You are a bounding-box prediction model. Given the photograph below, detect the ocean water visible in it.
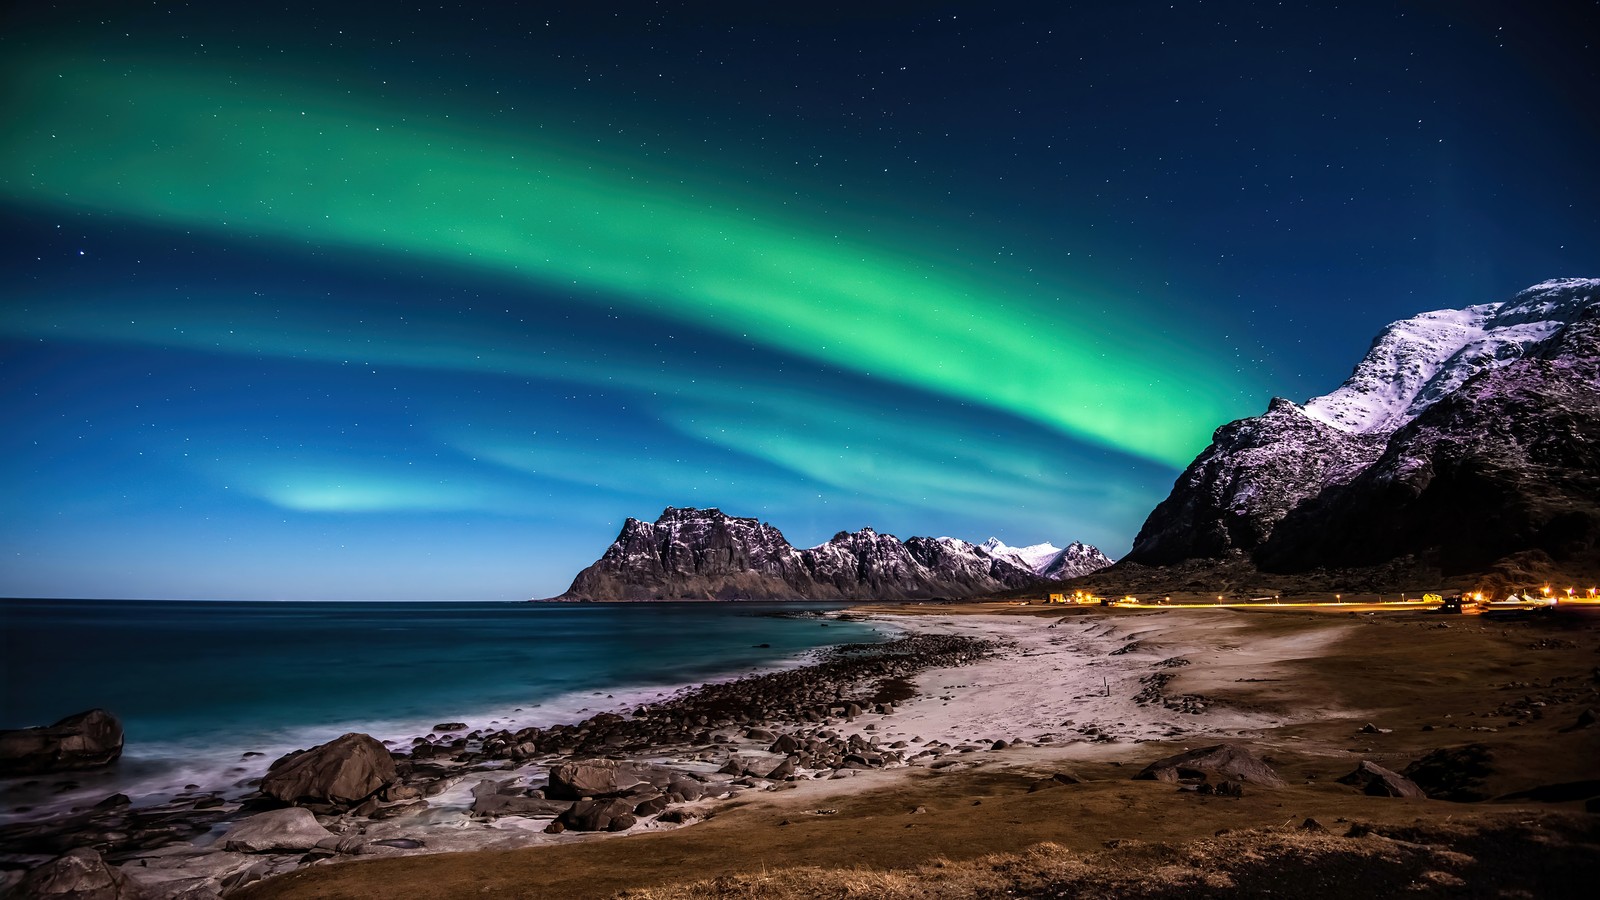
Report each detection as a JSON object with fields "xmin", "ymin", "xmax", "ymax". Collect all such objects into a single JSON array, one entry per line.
[{"xmin": 0, "ymin": 599, "xmax": 885, "ymax": 819}]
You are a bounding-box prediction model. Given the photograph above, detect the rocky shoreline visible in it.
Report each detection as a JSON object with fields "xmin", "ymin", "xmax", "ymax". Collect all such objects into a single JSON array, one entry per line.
[{"xmin": 0, "ymin": 632, "xmax": 1000, "ymax": 898}]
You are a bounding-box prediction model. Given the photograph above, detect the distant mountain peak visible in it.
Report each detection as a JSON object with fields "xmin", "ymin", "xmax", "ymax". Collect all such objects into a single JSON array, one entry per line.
[{"xmin": 981, "ymin": 538, "xmax": 1065, "ymax": 574}]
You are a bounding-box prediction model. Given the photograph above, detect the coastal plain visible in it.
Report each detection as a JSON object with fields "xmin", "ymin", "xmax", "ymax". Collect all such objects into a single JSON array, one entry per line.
[{"xmin": 236, "ymin": 602, "xmax": 1600, "ymax": 899}]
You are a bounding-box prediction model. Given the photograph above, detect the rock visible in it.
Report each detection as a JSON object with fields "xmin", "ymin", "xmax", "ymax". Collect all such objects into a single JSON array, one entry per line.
[
  {"xmin": 1358, "ymin": 723, "xmax": 1392, "ymax": 734},
  {"xmin": 668, "ymin": 777, "xmax": 705, "ymax": 802},
  {"xmin": 381, "ymin": 783, "xmax": 423, "ymax": 802},
  {"xmin": 1027, "ymin": 771, "xmax": 1085, "ymax": 792},
  {"xmin": 0, "ymin": 710, "xmax": 125, "ymax": 776},
  {"xmin": 432, "ymin": 723, "xmax": 467, "ymax": 732},
  {"xmin": 1300, "ymin": 817, "xmax": 1326, "ymax": 831},
  {"xmin": 368, "ymin": 800, "xmax": 428, "ymax": 820},
  {"xmin": 546, "ymin": 759, "xmax": 620, "ymax": 800},
  {"xmin": 14, "ymin": 848, "xmax": 155, "ymax": 899},
  {"xmin": 765, "ymin": 757, "xmax": 797, "ymax": 779},
  {"xmin": 1133, "ymin": 743, "xmax": 1285, "ymax": 786},
  {"xmin": 768, "ymin": 734, "xmax": 800, "ymax": 754},
  {"xmin": 745, "ymin": 728, "xmax": 776, "ymax": 742},
  {"xmin": 657, "ymin": 808, "xmax": 698, "ymax": 824},
  {"xmin": 93, "ymin": 793, "xmax": 131, "ymax": 810},
  {"xmin": 1401, "ymin": 744, "xmax": 1496, "ymax": 801},
  {"xmin": 633, "ymin": 795, "xmax": 670, "ymax": 817},
  {"xmin": 469, "ymin": 780, "xmax": 571, "ymax": 818},
  {"xmin": 220, "ymin": 808, "xmax": 334, "ymax": 853},
  {"xmin": 260, "ymin": 733, "xmax": 397, "ymax": 809},
  {"xmin": 1568, "ymin": 708, "xmax": 1598, "ymax": 731},
  {"xmin": 556, "ymin": 798, "xmax": 636, "ymax": 832},
  {"xmin": 1337, "ymin": 760, "xmax": 1426, "ymax": 799}
]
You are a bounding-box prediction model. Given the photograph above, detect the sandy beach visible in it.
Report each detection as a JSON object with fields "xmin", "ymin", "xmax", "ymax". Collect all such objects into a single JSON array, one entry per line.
[{"xmin": 157, "ymin": 601, "xmax": 1595, "ymax": 899}]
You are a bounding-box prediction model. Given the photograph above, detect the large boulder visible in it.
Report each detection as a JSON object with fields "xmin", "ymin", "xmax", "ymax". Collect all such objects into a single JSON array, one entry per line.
[
  {"xmin": 556, "ymin": 797, "xmax": 636, "ymax": 832},
  {"xmin": 0, "ymin": 710, "xmax": 124, "ymax": 775},
  {"xmin": 13, "ymin": 848, "xmax": 155, "ymax": 899},
  {"xmin": 220, "ymin": 808, "xmax": 335, "ymax": 853},
  {"xmin": 1134, "ymin": 743, "xmax": 1285, "ymax": 786},
  {"xmin": 1401, "ymin": 744, "xmax": 1496, "ymax": 801},
  {"xmin": 546, "ymin": 759, "xmax": 621, "ymax": 800},
  {"xmin": 259, "ymin": 733, "xmax": 397, "ymax": 809},
  {"xmin": 469, "ymin": 779, "xmax": 572, "ymax": 818},
  {"xmin": 1338, "ymin": 760, "xmax": 1426, "ymax": 799}
]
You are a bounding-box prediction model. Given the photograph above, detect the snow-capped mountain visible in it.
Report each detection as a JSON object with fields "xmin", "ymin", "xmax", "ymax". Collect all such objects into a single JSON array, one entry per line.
[
  {"xmin": 981, "ymin": 537, "xmax": 1115, "ymax": 580},
  {"xmin": 979, "ymin": 538, "xmax": 1063, "ymax": 573},
  {"xmin": 1125, "ymin": 278, "xmax": 1600, "ymax": 576},
  {"xmin": 1038, "ymin": 541, "xmax": 1118, "ymax": 580},
  {"xmin": 554, "ymin": 508, "xmax": 1110, "ymax": 601}
]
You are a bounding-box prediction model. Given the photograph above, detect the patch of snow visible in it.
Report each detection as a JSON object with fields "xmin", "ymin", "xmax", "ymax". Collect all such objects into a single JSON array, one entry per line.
[{"xmin": 1303, "ymin": 278, "xmax": 1600, "ymax": 434}]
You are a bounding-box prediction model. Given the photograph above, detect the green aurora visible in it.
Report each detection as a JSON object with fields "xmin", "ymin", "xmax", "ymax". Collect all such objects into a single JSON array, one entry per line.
[{"xmin": 1, "ymin": 56, "xmax": 1263, "ymax": 469}]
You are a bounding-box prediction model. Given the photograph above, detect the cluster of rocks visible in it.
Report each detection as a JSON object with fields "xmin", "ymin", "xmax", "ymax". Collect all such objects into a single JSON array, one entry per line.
[
  {"xmin": 1132, "ymin": 742, "xmax": 1435, "ymax": 802},
  {"xmin": 1478, "ymin": 675, "xmax": 1599, "ymax": 728},
  {"xmin": 1133, "ymin": 670, "xmax": 1210, "ymax": 715},
  {"xmin": 2, "ymin": 634, "xmax": 1001, "ymax": 897},
  {"xmin": 406, "ymin": 634, "xmax": 996, "ymax": 766}
]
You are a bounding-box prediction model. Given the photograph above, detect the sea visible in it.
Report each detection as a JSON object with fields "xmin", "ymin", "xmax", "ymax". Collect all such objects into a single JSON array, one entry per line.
[{"xmin": 0, "ymin": 599, "xmax": 887, "ymax": 822}]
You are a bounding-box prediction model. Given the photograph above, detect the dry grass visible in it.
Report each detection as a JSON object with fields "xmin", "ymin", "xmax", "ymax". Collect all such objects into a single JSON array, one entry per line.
[{"xmin": 614, "ymin": 814, "xmax": 1600, "ymax": 900}]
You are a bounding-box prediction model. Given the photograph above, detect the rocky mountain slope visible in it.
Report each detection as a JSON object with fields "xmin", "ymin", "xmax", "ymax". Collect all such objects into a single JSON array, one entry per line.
[
  {"xmin": 1123, "ymin": 278, "xmax": 1600, "ymax": 578},
  {"xmin": 554, "ymin": 508, "xmax": 1111, "ymax": 601}
]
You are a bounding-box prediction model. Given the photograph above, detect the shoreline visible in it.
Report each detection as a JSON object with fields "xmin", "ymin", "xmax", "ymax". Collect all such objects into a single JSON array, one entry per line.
[
  {"xmin": 0, "ymin": 615, "xmax": 1001, "ymax": 895},
  {"xmin": 0, "ymin": 602, "xmax": 882, "ymax": 827},
  {"xmin": 7, "ymin": 603, "xmax": 1599, "ymax": 897}
]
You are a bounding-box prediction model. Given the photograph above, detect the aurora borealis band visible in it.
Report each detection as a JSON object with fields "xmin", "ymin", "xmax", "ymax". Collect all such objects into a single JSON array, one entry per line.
[{"xmin": 3, "ymin": 2, "xmax": 1596, "ymax": 600}]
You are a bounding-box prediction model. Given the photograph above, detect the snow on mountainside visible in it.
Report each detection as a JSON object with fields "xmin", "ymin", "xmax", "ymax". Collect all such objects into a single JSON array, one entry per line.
[
  {"xmin": 1303, "ymin": 278, "xmax": 1597, "ymax": 433},
  {"xmin": 980, "ymin": 538, "xmax": 1065, "ymax": 573},
  {"xmin": 1038, "ymin": 541, "xmax": 1118, "ymax": 580},
  {"xmin": 1125, "ymin": 277, "xmax": 1600, "ymax": 574},
  {"xmin": 981, "ymin": 537, "xmax": 1115, "ymax": 579},
  {"xmin": 555, "ymin": 508, "xmax": 1112, "ymax": 600}
]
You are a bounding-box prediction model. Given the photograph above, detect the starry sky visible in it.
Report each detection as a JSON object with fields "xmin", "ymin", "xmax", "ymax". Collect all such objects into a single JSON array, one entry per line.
[{"xmin": 2, "ymin": 1, "xmax": 1596, "ymax": 601}]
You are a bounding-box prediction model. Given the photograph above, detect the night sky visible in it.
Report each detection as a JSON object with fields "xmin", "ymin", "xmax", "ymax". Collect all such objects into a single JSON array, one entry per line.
[{"xmin": 3, "ymin": 2, "xmax": 1596, "ymax": 600}]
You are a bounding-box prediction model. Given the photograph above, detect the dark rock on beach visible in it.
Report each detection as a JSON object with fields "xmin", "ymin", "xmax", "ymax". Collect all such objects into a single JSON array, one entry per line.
[
  {"xmin": 1134, "ymin": 743, "xmax": 1285, "ymax": 787},
  {"xmin": 220, "ymin": 808, "xmax": 334, "ymax": 853},
  {"xmin": 13, "ymin": 847, "xmax": 156, "ymax": 900},
  {"xmin": 556, "ymin": 797, "xmax": 637, "ymax": 832},
  {"xmin": 259, "ymin": 733, "xmax": 397, "ymax": 810},
  {"xmin": 546, "ymin": 759, "xmax": 621, "ymax": 800},
  {"xmin": 469, "ymin": 780, "xmax": 571, "ymax": 818},
  {"xmin": 0, "ymin": 710, "xmax": 124, "ymax": 776},
  {"xmin": 1401, "ymin": 744, "xmax": 1497, "ymax": 801},
  {"xmin": 1337, "ymin": 760, "xmax": 1427, "ymax": 799}
]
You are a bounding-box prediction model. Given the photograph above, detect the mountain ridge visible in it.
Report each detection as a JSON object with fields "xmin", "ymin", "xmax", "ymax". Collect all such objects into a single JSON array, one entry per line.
[{"xmin": 551, "ymin": 508, "xmax": 1113, "ymax": 601}]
